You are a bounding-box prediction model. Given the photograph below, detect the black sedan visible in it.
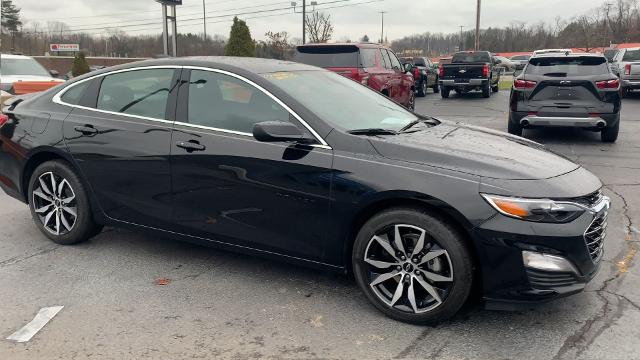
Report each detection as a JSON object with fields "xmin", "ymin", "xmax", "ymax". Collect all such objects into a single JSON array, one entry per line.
[{"xmin": 0, "ymin": 57, "xmax": 609, "ymax": 324}]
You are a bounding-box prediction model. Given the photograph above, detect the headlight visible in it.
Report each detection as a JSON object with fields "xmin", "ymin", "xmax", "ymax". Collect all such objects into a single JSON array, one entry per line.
[{"xmin": 481, "ymin": 194, "xmax": 585, "ymax": 223}]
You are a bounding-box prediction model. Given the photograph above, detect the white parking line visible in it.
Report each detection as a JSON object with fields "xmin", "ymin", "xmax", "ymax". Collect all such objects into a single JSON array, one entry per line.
[{"xmin": 6, "ymin": 306, "xmax": 64, "ymax": 343}]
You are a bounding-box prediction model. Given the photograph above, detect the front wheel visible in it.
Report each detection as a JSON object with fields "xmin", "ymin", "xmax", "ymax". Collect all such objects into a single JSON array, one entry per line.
[
  {"xmin": 28, "ymin": 160, "xmax": 103, "ymax": 245},
  {"xmin": 352, "ymin": 208, "xmax": 473, "ymax": 325},
  {"xmin": 407, "ymin": 91, "xmax": 416, "ymax": 110},
  {"xmin": 417, "ymin": 81, "xmax": 427, "ymax": 97},
  {"xmin": 508, "ymin": 115, "xmax": 523, "ymax": 136},
  {"xmin": 441, "ymin": 87, "xmax": 450, "ymax": 99},
  {"xmin": 432, "ymin": 79, "xmax": 440, "ymax": 93},
  {"xmin": 492, "ymin": 83, "xmax": 499, "ymax": 93}
]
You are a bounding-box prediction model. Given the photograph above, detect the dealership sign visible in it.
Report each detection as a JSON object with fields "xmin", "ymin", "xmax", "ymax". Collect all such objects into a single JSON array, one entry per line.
[{"xmin": 50, "ymin": 44, "xmax": 80, "ymax": 52}]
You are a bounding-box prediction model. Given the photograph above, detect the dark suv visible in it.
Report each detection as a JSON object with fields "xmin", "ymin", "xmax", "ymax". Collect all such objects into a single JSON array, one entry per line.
[{"xmin": 508, "ymin": 53, "xmax": 622, "ymax": 142}]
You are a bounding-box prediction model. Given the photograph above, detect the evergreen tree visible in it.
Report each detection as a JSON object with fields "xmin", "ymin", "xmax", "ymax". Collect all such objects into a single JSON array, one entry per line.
[
  {"xmin": 361, "ymin": 34, "xmax": 370, "ymax": 42},
  {"xmin": 1, "ymin": 0, "xmax": 22, "ymax": 51},
  {"xmin": 71, "ymin": 52, "xmax": 90, "ymax": 77},
  {"xmin": 224, "ymin": 17, "xmax": 256, "ymax": 57}
]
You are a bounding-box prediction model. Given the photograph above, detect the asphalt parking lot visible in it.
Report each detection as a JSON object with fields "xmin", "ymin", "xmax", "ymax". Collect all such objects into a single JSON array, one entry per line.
[{"xmin": 1, "ymin": 90, "xmax": 639, "ymax": 360}]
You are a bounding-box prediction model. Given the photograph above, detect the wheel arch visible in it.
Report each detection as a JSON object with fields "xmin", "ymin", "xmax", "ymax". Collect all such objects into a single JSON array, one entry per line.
[{"xmin": 342, "ymin": 191, "xmax": 482, "ymax": 292}]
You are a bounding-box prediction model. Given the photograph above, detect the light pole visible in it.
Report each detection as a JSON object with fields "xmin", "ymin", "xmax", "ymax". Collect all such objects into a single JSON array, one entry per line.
[
  {"xmin": 474, "ymin": 0, "xmax": 481, "ymax": 50},
  {"xmin": 379, "ymin": 11, "xmax": 387, "ymax": 44},
  {"xmin": 603, "ymin": 2, "xmax": 613, "ymax": 48},
  {"xmin": 292, "ymin": 1, "xmax": 316, "ymax": 44},
  {"xmin": 202, "ymin": 0, "xmax": 207, "ymax": 42}
]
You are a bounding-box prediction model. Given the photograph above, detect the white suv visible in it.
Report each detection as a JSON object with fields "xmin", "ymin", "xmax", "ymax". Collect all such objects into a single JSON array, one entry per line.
[{"xmin": 0, "ymin": 54, "xmax": 64, "ymax": 94}]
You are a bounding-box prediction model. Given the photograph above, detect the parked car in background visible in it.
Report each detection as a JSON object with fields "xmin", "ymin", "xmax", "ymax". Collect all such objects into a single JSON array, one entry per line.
[
  {"xmin": 493, "ymin": 55, "xmax": 516, "ymax": 72},
  {"xmin": 438, "ymin": 51, "xmax": 501, "ymax": 98},
  {"xmin": 439, "ymin": 57, "xmax": 452, "ymax": 65},
  {"xmin": 510, "ymin": 54, "xmax": 531, "ymax": 70},
  {"xmin": 509, "ymin": 53, "xmax": 621, "ymax": 142},
  {"xmin": 533, "ymin": 49, "xmax": 572, "ymax": 56},
  {"xmin": 402, "ymin": 57, "xmax": 439, "ymax": 96},
  {"xmin": 611, "ymin": 47, "xmax": 640, "ymax": 97},
  {"xmin": 604, "ymin": 48, "xmax": 619, "ymax": 63},
  {"xmin": 295, "ymin": 43, "xmax": 415, "ymax": 109},
  {"xmin": 0, "ymin": 57, "xmax": 609, "ymax": 325},
  {"xmin": 0, "ymin": 54, "xmax": 64, "ymax": 94}
]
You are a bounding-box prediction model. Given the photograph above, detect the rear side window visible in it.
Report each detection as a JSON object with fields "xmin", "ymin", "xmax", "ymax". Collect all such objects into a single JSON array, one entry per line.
[
  {"xmin": 622, "ymin": 50, "xmax": 640, "ymax": 61},
  {"xmin": 60, "ymin": 81, "xmax": 90, "ymax": 105},
  {"xmin": 186, "ymin": 70, "xmax": 291, "ymax": 134},
  {"xmin": 97, "ymin": 69, "xmax": 174, "ymax": 119},
  {"xmin": 526, "ymin": 57, "xmax": 609, "ymax": 76},
  {"xmin": 387, "ymin": 51, "xmax": 402, "ymax": 70},
  {"xmin": 359, "ymin": 48, "xmax": 378, "ymax": 67},
  {"xmin": 295, "ymin": 45, "xmax": 361, "ymax": 67},
  {"xmin": 451, "ymin": 52, "xmax": 491, "ymax": 63}
]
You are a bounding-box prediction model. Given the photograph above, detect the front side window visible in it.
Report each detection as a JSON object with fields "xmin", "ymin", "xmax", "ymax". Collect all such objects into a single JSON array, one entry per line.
[
  {"xmin": 97, "ymin": 69, "xmax": 174, "ymax": 119},
  {"xmin": 262, "ymin": 70, "xmax": 417, "ymax": 132},
  {"xmin": 388, "ymin": 51, "xmax": 402, "ymax": 70},
  {"xmin": 187, "ymin": 70, "xmax": 291, "ymax": 134}
]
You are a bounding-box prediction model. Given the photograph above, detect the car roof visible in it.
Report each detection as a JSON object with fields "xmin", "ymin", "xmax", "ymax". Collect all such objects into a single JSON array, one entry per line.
[
  {"xmin": 81, "ymin": 56, "xmax": 321, "ymax": 76},
  {"xmin": 1, "ymin": 53, "xmax": 34, "ymax": 60}
]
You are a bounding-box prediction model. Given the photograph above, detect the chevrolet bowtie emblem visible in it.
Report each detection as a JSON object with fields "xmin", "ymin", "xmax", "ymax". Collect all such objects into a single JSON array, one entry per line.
[{"xmin": 459, "ymin": 69, "xmax": 466, "ymax": 73}]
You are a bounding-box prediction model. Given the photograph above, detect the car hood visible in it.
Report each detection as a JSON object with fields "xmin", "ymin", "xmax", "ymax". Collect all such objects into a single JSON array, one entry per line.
[
  {"xmin": 369, "ymin": 120, "xmax": 579, "ymax": 180},
  {"xmin": 0, "ymin": 75, "xmax": 64, "ymax": 84}
]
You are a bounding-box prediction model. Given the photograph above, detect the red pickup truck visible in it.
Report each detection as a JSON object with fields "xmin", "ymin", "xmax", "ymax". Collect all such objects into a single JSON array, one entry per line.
[{"xmin": 294, "ymin": 43, "xmax": 416, "ymax": 110}]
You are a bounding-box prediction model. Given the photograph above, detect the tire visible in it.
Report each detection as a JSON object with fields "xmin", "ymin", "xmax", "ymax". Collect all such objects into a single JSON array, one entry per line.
[
  {"xmin": 407, "ymin": 91, "xmax": 416, "ymax": 110},
  {"xmin": 417, "ymin": 80, "xmax": 427, "ymax": 97},
  {"xmin": 492, "ymin": 83, "xmax": 499, "ymax": 93},
  {"xmin": 441, "ymin": 87, "xmax": 450, "ymax": 99},
  {"xmin": 352, "ymin": 207, "xmax": 473, "ymax": 325},
  {"xmin": 601, "ymin": 119, "xmax": 619, "ymax": 143},
  {"xmin": 508, "ymin": 115, "xmax": 523, "ymax": 136},
  {"xmin": 432, "ymin": 79, "xmax": 440, "ymax": 93},
  {"xmin": 482, "ymin": 82, "xmax": 491, "ymax": 98},
  {"xmin": 28, "ymin": 160, "xmax": 103, "ymax": 245},
  {"xmin": 620, "ymin": 88, "xmax": 628, "ymax": 98}
]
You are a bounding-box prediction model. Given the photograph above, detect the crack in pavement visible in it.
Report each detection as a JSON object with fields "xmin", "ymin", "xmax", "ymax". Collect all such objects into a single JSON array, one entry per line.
[
  {"xmin": 553, "ymin": 186, "xmax": 638, "ymax": 359},
  {"xmin": 393, "ymin": 327, "xmax": 434, "ymax": 359},
  {"xmin": 0, "ymin": 244, "xmax": 59, "ymax": 268}
]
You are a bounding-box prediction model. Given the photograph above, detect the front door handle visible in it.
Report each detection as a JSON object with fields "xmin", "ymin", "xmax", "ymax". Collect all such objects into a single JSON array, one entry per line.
[
  {"xmin": 176, "ymin": 140, "xmax": 206, "ymax": 152},
  {"xmin": 74, "ymin": 125, "xmax": 98, "ymax": 135}
]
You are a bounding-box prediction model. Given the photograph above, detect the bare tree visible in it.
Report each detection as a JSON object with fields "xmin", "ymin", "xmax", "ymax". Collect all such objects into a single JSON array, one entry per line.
[{"xmin": 305, "ymin": 12, "xmax": 333, "ymax": 43}]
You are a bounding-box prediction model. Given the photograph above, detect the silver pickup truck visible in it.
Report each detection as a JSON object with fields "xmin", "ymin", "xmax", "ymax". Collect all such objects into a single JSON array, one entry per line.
[{"xmin": 611, "ymin": 47, "xmax": 640, "ymax": 97}]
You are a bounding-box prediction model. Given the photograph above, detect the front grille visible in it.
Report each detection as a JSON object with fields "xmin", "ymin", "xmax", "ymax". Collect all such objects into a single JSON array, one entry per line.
[
  {"xmin": 572, "ymin": 190, "xmax": 603, "ymax": 208},
  {"xmin": 584, "ymin": 211, "xmax": 607, "ymax": 262},
  {"xmin": 526, "ymin": 269, "xmax": 578, "ymax": 289}
]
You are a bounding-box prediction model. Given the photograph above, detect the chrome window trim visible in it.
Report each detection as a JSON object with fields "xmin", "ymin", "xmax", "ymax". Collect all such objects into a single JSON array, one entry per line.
[{"xmin": 52, "ymin": 64, "xmax": 332, "ymax": 149}]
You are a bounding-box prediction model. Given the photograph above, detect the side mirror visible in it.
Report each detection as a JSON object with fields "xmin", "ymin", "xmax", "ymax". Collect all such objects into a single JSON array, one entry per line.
[
  {"xmin": 49, "ymin": 69, "xmax": 59, "ymax": 78},
  {"xmin": 403, "ymin": 63, "xmax": 414, "ymax": 73},
  {"xmin": 253, "ymin": 121, "xmax": 312, "ymax": 143}
]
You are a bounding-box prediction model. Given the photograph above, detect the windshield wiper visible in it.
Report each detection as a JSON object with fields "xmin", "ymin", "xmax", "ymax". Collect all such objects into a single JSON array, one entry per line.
[
  {"xmin": 347, "ymin": 128, "xmax": 398, "ymax": 135},
  {"xmin": 399, "ymin": 117, "xmax": 440, "ymax": 132}
]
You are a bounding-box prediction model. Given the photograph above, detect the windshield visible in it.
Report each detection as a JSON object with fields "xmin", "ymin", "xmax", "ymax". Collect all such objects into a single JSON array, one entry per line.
[
  {"xmin": 526, "ymin": 56, "xmax": 609, "ymax": 76},
  {"xmin": 261, "ymin": 70, "xmax": 417, "ymax": 132},
  {"xmin": 622, "ymin": 49, "xmax": 640, "ymax": 61},
  {"xmin": 413, "ymin": 58, "xmax": 426, "ymax": 66},
  {"xmin": 0, "ymin": 57, "xmax": 50, "ymax": 77},
  {"xmin": 511, "ymin": 55, "xmax": 531, "ymax": 60},
  {"xmin": 451, "ymin": 52, "xmax": 491, "ymax": 63}
]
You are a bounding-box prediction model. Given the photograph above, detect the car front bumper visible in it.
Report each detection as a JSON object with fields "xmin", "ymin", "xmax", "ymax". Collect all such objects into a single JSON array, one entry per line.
[{"xmin": 472, "ymin": 195, "xmax": 609, "ymax": 303}]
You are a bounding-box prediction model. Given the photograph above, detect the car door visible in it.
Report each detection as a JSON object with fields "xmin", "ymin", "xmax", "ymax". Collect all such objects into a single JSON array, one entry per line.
[
  {"xmin": 387, "ymin": 50, "xmax": 411, "ymax": 104},
  {"xmin": 378, "ymin": 49, "xmax": 396, "ymax": 97},
  {"xmin": 62, "ymin": 67, "xmax": 179, "ymax": 229},
  {"xmin": 170, "ymin": 68, "xmax": 333, "ymax": 262}
]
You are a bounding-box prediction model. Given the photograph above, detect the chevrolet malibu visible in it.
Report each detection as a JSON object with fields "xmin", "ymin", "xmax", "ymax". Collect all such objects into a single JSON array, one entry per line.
[{"xmin": 0, "ymin": 57, "xmax": 609, "ymax": 324}]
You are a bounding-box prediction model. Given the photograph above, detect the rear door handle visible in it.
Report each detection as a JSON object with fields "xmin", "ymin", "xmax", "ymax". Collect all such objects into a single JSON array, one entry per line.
[
  {"xmin": 74, "ymin": 125, "xmax": 98, "ymax": 135},
  {"xmin": 176, "ymin": 140, "xmax": 206, "ymax": 152}
]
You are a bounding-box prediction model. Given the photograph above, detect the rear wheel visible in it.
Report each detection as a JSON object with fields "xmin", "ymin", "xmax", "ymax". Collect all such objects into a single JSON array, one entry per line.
[
  {"xmin": 620, "ymin": 88, "xmax": 628, "ymax": 98},
  {"xmin": 28, "ymin": 160, "xmax": 103, "ymax": 245},
  {"xmin": 441, "ymin": 87, "xmax": 450, "ymax": 99},
  {"xmin": 433, "ymin": 79, "xmax": 440, "ymax": 93},
  {"xmin": 352, "ymin": 208, "xmax": 473, "ymax": 325},
  {"xmin": 601, "ymin": 120, "xmax": 619, "ymax": 143},
  {"xmin": 482, "ymin": 82, "xmax": 491, "ymax": 98},
  {"xmin": 407, "ymin": 91, "xmax": 416, "ymax": 110},
  {"xmin": 417, "ymin": 81, "xmax": 427, "ymax": 97},
  {"xmin": 508, "ymin": 114, "xmax": 523, "ymax": 136}
]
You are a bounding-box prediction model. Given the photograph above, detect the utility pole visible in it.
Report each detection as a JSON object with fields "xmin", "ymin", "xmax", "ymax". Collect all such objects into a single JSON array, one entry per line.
[
  {"xmin": 603, "ymin": 2, "xmax": 613, "ymax": 48},
  {"xmin": 475, "ymin": 0, "xmax": 481, "ymax": 50},
  {"xmin": 302, "ymin": 0, "xmax": 306, "ymax": 44},
  {"xmin": 202, "ymin": 0, "xmax": 207, "ymax": 42},
  {"xmin": 459, "ymin": 25, "xmax": 465, "ymax": 51},
  {"xmin": 379, "ymin": 11, "xmax": 387, "ymax": 44}
]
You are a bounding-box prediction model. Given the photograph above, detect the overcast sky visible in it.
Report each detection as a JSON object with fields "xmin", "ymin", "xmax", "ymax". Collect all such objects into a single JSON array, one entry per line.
[{"xmin": 17, "ymin": 0, "xmax": 609, "ymax": 41}]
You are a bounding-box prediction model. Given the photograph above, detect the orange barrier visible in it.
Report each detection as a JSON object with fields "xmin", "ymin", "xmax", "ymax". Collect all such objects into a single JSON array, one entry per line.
[{"xmin": 12, "ymin": 81, "xmax": 62, "ymax": 95}]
